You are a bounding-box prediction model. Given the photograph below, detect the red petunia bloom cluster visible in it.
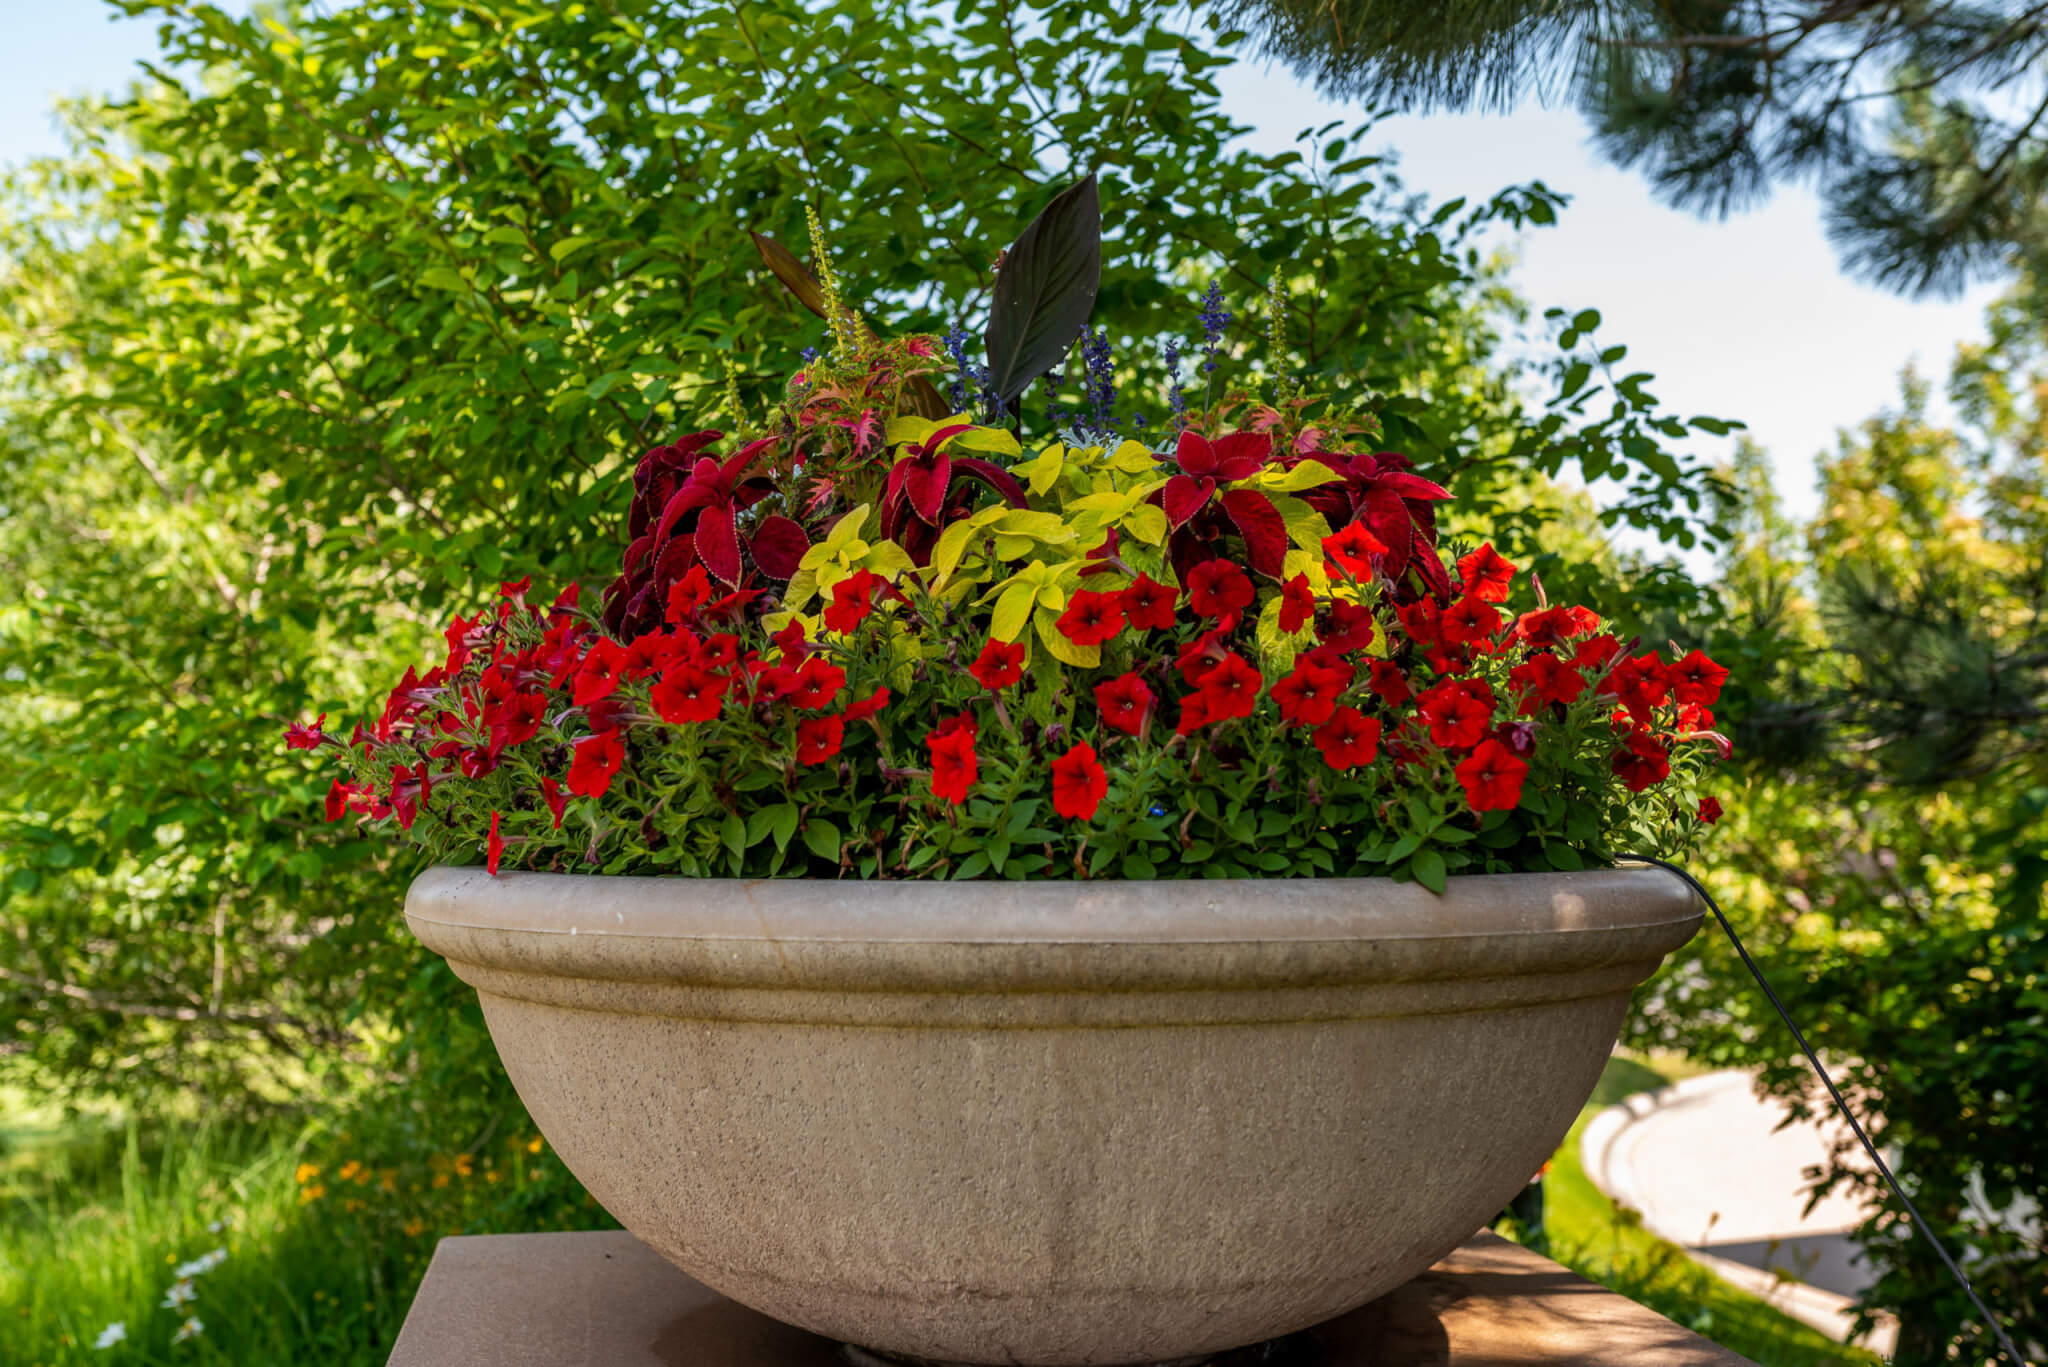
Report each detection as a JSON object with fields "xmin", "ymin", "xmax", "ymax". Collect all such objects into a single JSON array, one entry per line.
[{"xmin": 299, "ymin": 340, "xmax": 1730, "ymax": 883}]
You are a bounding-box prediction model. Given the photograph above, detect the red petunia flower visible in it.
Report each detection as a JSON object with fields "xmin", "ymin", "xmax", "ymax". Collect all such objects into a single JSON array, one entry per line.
[
  {"xmin": 1313, "ymin": 706, "xmax": 1383, "ymax": 770},
  {"xmin": 1456, "ymin": 738, "xmax": 1528, "ymax": 812},
  {"xmin": 823, "ymin": 569, "xmax": 884, "ymax": 635},
  {"xmin": 1368, "ymin": 659, "xmax": 1412, "ymax": 708},
  {"xmin": 1049, "ymin": 742, "xmax": 1109, "ymax": 821},
  {"xmin": 969, "ymin": 639, "xmax": 1027, "ymax": 691},
  {"xmin": 1602, "ymin": 652, "xmax": 1672, "ymax": 724},
  {"xmin": 1186, "ymin": 560, "xmax": 1254, "ymax": 621},
  {"xmin": 1197, "ymin": 652, "xmax": 1264, "ymax": 721},
  {"xmin": 1123, "ymin": 575, "xmax": 1178, "ymax": 631},
  {"xmin": 573, "ymin": 640, "xmax": 624, "ymax": 707},
  {"xmin": 485, "ymin": 690, "xmax": 548, "ymax": 756},
  {"xmin": 1516, "ymin": 604, "xmax": 1601, "ymax": 650},
  {"xmin": 770, "ymin": 618, "xmax": 807, "ymax": 663},
  {"xmin": 487, "ymin": 811, "xmax": 504, "ymax": 876},
  {"xmin": 927, "ymin": 725, "xmax": 979, "ymax": 805},
  {"xmin": 1095, "ymin": 672, "xmax": 1154, "ymax": 736},
  {"xmin": 1697, "ymin": 795, "xmax": 1723, "ymax": 824},
  {"xmin": 324, "ymin": 779, "xmax": 349, "ymax": 823},
  {"xmin": 843, "ymin": 687, "xmax": 891, "ymax": 723},
  {"xmin": 1611, "ymin": 729, "xmax": 1671, "ymax": 793},
  {"xmin": 1509, "ymin": 653, "xmax": 1588, "ymax": 713},
  {"xmin": 1439, "ymin": 594, "xmax": 1504, "ymax": 647},
  {"xmin": 285, "ymin": 714, "xmax": 327, "ymax": 751},
  {"xmin": 1417, "ymin": 678, "xmax": 1496, "ymax": 750},
  {"xmin": 500, "ymin": 576, "xmax": 532, "ymax": 598},
  {"xmin": 1175, "ymin": 627, "xmax": 1230, "ymax": 684},
  {"xmin": 1317, "ymin": 600, "xmax": 1378, "ymax": 655},
  {"xmin": 1395, "ymin": 598, "xmax": 1442, "ymax": 648},
  {"xmin": 566, "ymin": 731, "xmax": 625, "ymax": 798},
  {"xmin": 1668, "ymin": 649, "xmax": 1730, "ymax": 707},
  {"xmin": 620, "ymin": 630, "xmax": 672, "ymax": 681},
  {"xmin": 1278, "ymin": 573, "xmax": 1316, "ymax": 634},
  {"xmin": 1174, "ymin": 688, "xmax": 1215, "ymax": 735},
  {"xmin": 791, "ymin": 657, "xmax": 846, "ymax": 710},
  {"xmin": 796, "ymin": 714, "xmax": 845, "ymax": 766},
  {"xmin": 541, "ymin": 776, "xmax": 567, "ymax": 830},
  {"xmin": 1322, "ymin": 522, "xmax": 1388, "ymax": 580},
  {"xmin": 443, "ymin": 613, "xmax": 480, "ymax": 672},
  {"xmin": 1456, "ymin": 543, "xmax": 1516, "ymax": 604},
  {"xmin": 651, "ymin": 664, "xmax": 728, "ymax": 723},
  {"xmin": 665, "ymin": 565, "xmax": 715, "ymax": 624},
  {"xmin": 1271, "ymin": 660, "xmax": 1350, "ymax": 727},
  {"xmin": 1056, "ymin": 590, "xmax": 1126, "ymax": 647},
  {"xmin": 1573, "ymin": 634, "xmax": 1624, "ymax": 673}
]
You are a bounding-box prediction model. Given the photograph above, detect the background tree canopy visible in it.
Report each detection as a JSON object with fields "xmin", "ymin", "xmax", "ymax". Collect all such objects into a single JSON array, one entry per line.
[
  {"xmin": 1220, "ymin": 0, "xmax": 2048, "ymax": 296},
  {"xmin": 1629, "ymin": 271, "xmax": 2048, "ymax": 1362}
]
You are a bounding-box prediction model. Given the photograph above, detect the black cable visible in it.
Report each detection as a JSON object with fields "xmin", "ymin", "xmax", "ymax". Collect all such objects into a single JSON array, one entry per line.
[{"xmin": 1618, "ymin": 853, "xmax": 2032, "ymax": 1367}]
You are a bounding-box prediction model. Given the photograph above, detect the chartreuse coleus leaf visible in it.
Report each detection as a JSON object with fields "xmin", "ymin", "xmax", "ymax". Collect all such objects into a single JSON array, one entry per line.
[
  {"xmin": 1255, "ymin": 594, "xmax": 1313, "ymax": 674},
  {"xmin": 984, "ymin": 560, "xmax": 1071, "ymax": 643},
  {"xmin": 786, "ymin": 504, "xmax": 916, "ymax": 608},
  {"xmin": 1242, "ymin": 458, "xmax": 1342, "ymax": 494},
  {"xmin": 1034, "ymin": 605, "xmax": 1098, "ymax": 668},
  {"xmin": 883, "ymin": 413, "xmax": 1020, "ymax": 456}
]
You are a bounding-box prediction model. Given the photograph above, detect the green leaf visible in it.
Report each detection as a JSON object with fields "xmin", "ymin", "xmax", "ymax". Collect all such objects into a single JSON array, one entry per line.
[
  {"xmin": 419, "ymin": 265, "xmax": 469, "ymax": 292},
  {"xmin": 1410, "ymin": 849, "xmax": 1447, "ymax": 894},
  {"xmin": 801, "ymin": 818, "xmax": 842, "ymax": 862},
  {"xmin": 721, "ymin": 812, "xmax": 747, "ymax": 860},
  {"xmin": 549, "ymin": 235, "xmax": 600, "ymax": 263}
]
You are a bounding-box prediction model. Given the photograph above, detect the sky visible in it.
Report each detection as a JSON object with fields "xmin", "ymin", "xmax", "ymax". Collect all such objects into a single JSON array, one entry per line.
[{"xmin": 0, "ymin": 2, "xmax": 2009, "ymax": 530}]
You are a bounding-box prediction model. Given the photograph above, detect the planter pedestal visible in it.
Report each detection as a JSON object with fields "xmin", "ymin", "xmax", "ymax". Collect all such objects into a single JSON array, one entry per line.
[{"xmin": 386, "ymin": 1229, "xmax": 1756, "ymax": 1366}]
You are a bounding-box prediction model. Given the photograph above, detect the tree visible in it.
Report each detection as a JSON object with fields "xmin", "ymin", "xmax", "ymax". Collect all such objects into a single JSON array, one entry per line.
[
  {"xmin": 1628, "ymin": 285, "xmax": 2048, "ymax": 1362},
  {"xmin": 0, "ymin": 0, "xmax": 1727, "ymax": 1106},
  {"xmin": 1218, "ymin": 0, "xmax": 2048, "ymax": 295}
]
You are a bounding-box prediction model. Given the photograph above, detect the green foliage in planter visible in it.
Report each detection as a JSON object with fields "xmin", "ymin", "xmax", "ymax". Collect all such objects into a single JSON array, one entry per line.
[{"xmin": 0, "ymin": 0, "xmax": 1725, "ymax": 1108}]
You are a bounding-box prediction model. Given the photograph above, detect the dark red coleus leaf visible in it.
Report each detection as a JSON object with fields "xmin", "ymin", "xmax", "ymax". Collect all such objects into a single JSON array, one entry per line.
[
  {"xmin": 1218, "ymin": 488, "xmax": 1287, "ymax": 578},
  {"xmin": 1161, "ymin": 474, "xmax": 1215, "ymax": 531},
  {"xmin": 749, "ymin": 515, "xmax": 810, "ymax": 580}
]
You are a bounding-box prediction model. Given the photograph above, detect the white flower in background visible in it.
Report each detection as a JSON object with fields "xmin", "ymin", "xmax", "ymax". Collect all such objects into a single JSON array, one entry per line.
[
  {"xmin": 161, "ymin": 1279, "xmax": 196, "ymax": 1309},
  {"xmin": 93, "ymin": 1322, "xmax": 127, "ymax": 1349},
  {"xmin": 172, "ymin": 1317, "xmax": 204, "ymax": 1343},
  {"xmin": 174, "ymin": 1247, "xmax": 227, "ymax": 1278},
  {"xmin": 206, "ymin": 1219, "xmax": 229, "ymax": 1233}
]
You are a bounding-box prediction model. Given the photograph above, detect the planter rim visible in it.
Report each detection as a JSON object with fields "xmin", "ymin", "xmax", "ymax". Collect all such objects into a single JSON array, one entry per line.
[{"xmin": 406, "ymin": 865, "xmax": 1701, "ymax": 1000}]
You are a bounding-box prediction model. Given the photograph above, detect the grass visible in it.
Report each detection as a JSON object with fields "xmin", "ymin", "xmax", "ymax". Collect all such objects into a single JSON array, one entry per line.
[
  {"xmin": 0, "ymin": 1098, "xmax": 607, "ymax": 1366},
  {"xmin": 1529, "ymin": 1055, "xmax": 1881, "ymax": 1367},
  {"xmin": 5, "ymin": 1058, "xmax": 1877, "ymax": 1366}
]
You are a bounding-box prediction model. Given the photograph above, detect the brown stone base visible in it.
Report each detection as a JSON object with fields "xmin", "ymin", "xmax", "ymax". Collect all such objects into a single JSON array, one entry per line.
[{"xmin": 385, "ymin": 1229, "xmax": 1757, "ymax": 1366}]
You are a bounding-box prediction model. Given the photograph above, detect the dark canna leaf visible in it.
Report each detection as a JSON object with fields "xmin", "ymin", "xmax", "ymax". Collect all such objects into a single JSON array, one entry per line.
[
  {"xmin": 983, "ymin": 174, "xmax": 1101, "ymax": 403},
  {"xmin": 751, "ymin": 232, "xmax": 828, "ymax": 319},
  {"xmin": 903, "ymin": 373, "xmax": 950, "ymax": 419}
]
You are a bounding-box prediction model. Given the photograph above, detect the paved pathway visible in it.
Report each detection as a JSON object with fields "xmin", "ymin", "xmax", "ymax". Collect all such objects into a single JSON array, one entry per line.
[{"xmin": 1580, "ymin": 1069, "xmax": 1898, "ymax": 1356}]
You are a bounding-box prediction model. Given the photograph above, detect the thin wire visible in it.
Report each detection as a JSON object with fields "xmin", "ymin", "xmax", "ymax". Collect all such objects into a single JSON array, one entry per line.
[{"xmin": 1618, "ymin": 853, "xmax": 2032, "ymax": 1367}]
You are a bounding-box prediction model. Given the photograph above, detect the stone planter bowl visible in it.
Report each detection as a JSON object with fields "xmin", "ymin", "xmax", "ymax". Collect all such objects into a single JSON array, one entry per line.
[{"xmin": 406, "ymin": 867, "xmax": 1700, "ymax": 1366}]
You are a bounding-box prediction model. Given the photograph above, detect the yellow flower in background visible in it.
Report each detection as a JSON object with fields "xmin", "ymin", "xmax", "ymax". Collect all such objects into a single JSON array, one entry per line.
[
  {"xmin": 526, "ymin": 1136, "xmax": 544, "ymax": 1154},
  {"xmin": 295, "ymin": 1163, "xmax": 320, "ymax": 1185},
  {"xmin": 299, "ymin": 1184, "xmax": 326, "ymax": 1203}
]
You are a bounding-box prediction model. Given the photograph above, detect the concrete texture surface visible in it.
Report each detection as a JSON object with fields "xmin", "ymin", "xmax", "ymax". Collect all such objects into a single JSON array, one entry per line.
[
  {"xmin": 407, "ymin": 869, "xmax": 1703, "ymax": 1366},
  {"xmin": 1580, "ymin": 1069, "xmax": 1897, "ymax": 1355},
  {"xmin": 388, "ymin": 1229, "xmax": 1760, "ymax": 1366}
]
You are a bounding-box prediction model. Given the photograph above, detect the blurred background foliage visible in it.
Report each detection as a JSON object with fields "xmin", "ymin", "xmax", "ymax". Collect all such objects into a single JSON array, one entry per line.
[{"xmin": 0, "ymin": 1, "xmax": 2039, "ymax": 1364}]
